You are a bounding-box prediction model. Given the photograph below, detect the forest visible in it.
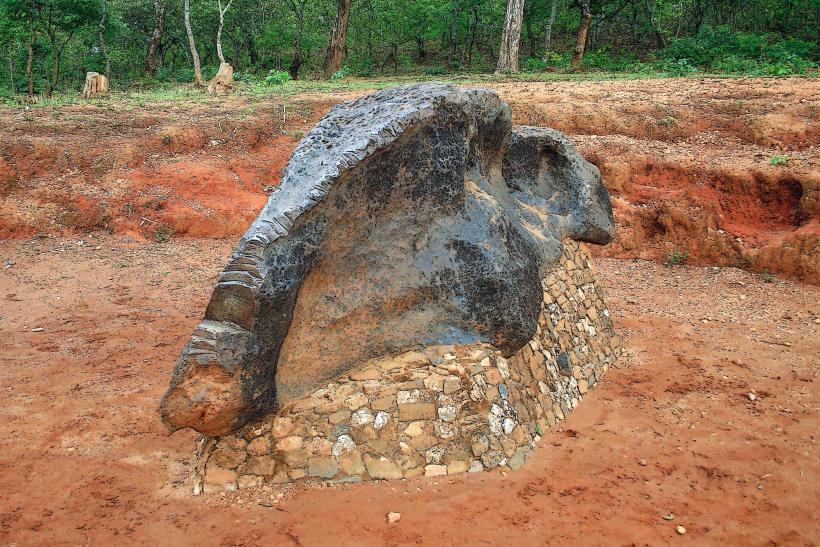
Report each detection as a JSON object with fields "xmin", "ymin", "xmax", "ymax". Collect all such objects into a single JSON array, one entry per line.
[{"xmin": 0, "ymin": 0, "xmax": 818, "ymax": 98}]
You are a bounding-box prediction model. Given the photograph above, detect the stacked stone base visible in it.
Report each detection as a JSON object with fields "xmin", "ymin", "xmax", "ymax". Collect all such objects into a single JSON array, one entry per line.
[{"xmin": 197, "ymin": 240, "xmax": 620, "ymax": 493}]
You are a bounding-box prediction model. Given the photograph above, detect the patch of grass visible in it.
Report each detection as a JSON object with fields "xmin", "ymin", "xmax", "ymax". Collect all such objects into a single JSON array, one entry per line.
[
  {"xmin": 154, "ymin": 224, "xmax": 174, "ymax": 243},
  {"xmin": 665, "ymin": 249, "xmax": 690, "ymax": 266},
  {"xmin": 768, "ymin": 155, "xmax": 789, "ymax": 166},
  {"xmin": 760, "ymin": 269, "xmax": 775, "ymax": 283}
]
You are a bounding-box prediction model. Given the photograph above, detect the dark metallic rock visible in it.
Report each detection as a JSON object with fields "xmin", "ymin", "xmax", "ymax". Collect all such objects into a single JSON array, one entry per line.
[{"xmin": 160, "ymin": 83, "xmax": 615, "ymax": 436}]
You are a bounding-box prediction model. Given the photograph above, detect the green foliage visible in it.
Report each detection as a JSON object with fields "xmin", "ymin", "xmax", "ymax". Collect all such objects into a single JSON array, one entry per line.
[
  {"xmin": 422, "ymin": 65, "xmax": 447, "ymax": 76},
  {"xmin": 665, "ymin": 249, "xmax": 689, "ymax": 266},
  {"xmin": 154, "ymin": 224, "xmax": 173, "ymax": 244},
  {"xmin": 0, "ymin": 0, "xmax": 817, "ymax": 100},
  {"xmin": 264, "ymin": 69, "xmax": 291, "ymax": 86},
  {"xmin": 768, "ymin": 155, "xmax": 789, "ymax": 166},
  {"xmin": 329, "ymin": 66, "xmax": 351, "ymax": 82},
  {"xmin": 521, "ymin": 58, "xmax": 548, "ymax": 73},
  {"xmin": 658, "ymin": 26, "xmax": 816, "ymax": 75},
  {"xmin": 760, "ymin": 269, "xmax": 775, "ymax": 283}
]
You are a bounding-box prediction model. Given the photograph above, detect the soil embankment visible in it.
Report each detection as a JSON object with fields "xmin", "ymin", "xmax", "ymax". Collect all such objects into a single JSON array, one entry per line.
[{"xmin": 0, "ymin": 78, "xmax": 817, "ymax": 282}]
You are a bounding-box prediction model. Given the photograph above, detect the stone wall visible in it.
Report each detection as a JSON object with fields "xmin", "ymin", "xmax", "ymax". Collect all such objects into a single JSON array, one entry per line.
[{"xmin": 197, "ymin": 239, "xmax": 620, "ymax": 493}]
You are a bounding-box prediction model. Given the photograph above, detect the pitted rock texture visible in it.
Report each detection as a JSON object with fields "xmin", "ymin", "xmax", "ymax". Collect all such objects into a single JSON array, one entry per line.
[
  {"xmin": 197, "ymin": 240, "xmax": 621, "ymax": 490},
  {"xmin": 160, "ymin": 83, "xmax": 615, "ymax": 436}
]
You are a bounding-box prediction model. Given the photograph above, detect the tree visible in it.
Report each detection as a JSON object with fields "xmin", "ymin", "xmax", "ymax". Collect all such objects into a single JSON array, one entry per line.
[
  {"xmin": 34, "ymin": 0, "xmax": 102, "ymax": 95},
  {"xmin": 145, "ymin": 0, "xmax": 166, "ymax": 75},
  {"xmin": 98, "ymin": 0, "xmax": 110, "ymax": 75},
  {"xmin": 184, "ymin": 0, "xmax": 204, "ymax": 85},
  {"xmin": 570, "ymin": 0, "xmax": 591, "ymax": 68},
  {"xmin": 542, "ymin": 0, "xmax": 558, "ymax": 58},
  {"xmin": 323, "ymin": 0, "xmax": 351, "ymax": 78},
  {"xmin": 496, "ymin": 0, "xmax": 525, "ymax": 73},
  {"xmin": 285, "ymin": 0, "xmax": 308, "ymax": 79},
  {"xmin": 215, "ymin": 0, "xmax": 233, "ymax": 65}
]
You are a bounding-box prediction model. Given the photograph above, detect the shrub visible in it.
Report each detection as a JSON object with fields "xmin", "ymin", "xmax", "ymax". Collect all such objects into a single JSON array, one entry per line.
[
  {"xmin": 154, "ymin": 224, "xmax": 174, "ymax": 243},
  {"xmin": 329, "ymin": 67, "xmax": 351, "ymax": 82},
  {"xmin": 665, "ymin": 249, "xmax": 689, "ymax": 266},
  {"xmin": 768, "ymin": 155, "xmax": 789, "ymax": 166},
  {"xmin": 422, "ymin": 65, "xmax": 447, "ymax": 76},
  {"xmin": 521, "ymin": 57, "xmax": 548, "ymax": 73},
  {"xmin": 264, "ymin": 69, "xmax": 291, "ymax": 86}
]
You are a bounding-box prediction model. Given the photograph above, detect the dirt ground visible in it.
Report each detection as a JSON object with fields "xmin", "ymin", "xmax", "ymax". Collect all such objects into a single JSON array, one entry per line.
[
  {"xmin": 1, "ymin": 78, "xmax": 818, "ymax": 281},
  {"xmin": 0, "ymin": 235, "xmax": 817, "ymax": 545},
  {"xmin": 1, "ymin": 77, "xmax": 818, "ymax": 545}
]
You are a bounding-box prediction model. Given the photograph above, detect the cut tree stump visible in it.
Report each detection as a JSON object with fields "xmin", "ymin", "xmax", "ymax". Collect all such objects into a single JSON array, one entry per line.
[
  {"xmin": 207, "ymin": 63, "xmax": 234, "ymax": 95},
  {"xmin": 81, "ymin": 72, "xmax": 109, "ymax": 98}
]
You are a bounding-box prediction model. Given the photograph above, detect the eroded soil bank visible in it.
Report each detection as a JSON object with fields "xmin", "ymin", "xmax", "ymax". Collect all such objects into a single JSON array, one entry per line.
[
  {"xmin": 0, "ymin": 236, "xmax": 817, "ymax": 544},
  {"xmin": 1, "ymin": 78, "xmax": 818, "ymax": 282}
]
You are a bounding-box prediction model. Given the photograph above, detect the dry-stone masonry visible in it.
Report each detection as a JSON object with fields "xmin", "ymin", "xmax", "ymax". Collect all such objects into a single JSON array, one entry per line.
[
  {"xmin": 197, "ymin": 240, "xmax": 620, "ymax": 491},
  {"xmin": 158, "ymin": 83, "xmax": 620, "ymax": 488}
]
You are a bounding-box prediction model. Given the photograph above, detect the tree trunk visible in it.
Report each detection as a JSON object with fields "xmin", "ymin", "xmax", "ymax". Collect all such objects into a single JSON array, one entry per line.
[
  {"xmin": 496, "ymin": 0, "xmax": 525, "ymax": 73},
  {"xmin": 448, "ymin": 1, "xmax": 460, "ymax": 68},
  {"xmin": 26, "ymin": 9, "xmax": 35, "ymax": 98},
  {"xmin": 184, "ymin": 0, "xmax": 204, "ymax": 85},
  {"xmin": 542, "ymin": 0, "xmax": 558, "ymax": 58},
  {"xmin": 323, "ymin": 0, "xmax": 351, "ymax": 78},
  {"xmin": 98, "ymin": 8, "xmax": 111, "ymax": 77},
  {"xmin": 216, "ymin": 0, "xmax": 234, "ymax": 65},
  {"xmin": 287, "ymin": 0, "xmax": 305, "ymax": 79},
  {"xmin": 570, "ymin": 0, "xmax": 592, "ymax": 69},
  {"xmin": 145, "ymin": 0, "xmax": 166, "ymax": 75}
]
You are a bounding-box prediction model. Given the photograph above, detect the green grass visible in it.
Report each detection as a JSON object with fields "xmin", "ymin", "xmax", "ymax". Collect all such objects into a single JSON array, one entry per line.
[{"xmin": 1, "ymin": 70, "xmax": 815, "ymax": 111}]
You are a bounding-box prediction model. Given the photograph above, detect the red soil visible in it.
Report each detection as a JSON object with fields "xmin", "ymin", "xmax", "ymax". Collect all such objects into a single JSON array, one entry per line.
[{"xmin": 0, "ymin": 237, "xmax": 817, "ymax": 545}]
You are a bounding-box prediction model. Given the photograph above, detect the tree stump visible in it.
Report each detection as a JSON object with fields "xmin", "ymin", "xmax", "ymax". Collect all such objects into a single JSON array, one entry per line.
[
  {"xmin": 207, "ymin": 63, "xmax": 234, "ymax": 95},
  {"xmin": 81, "ymin": 72, "xmax": 109, "ymax": 98}
]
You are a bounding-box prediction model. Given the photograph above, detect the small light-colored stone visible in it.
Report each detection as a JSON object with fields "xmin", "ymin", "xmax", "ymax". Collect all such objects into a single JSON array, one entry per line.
[
  {"xmin": 332, "ymin": 434, "xmax": 356, "ymax": 456},
  {"xmin": 271, "ymin": 417, "xmax": 294, "ymax": 438},
  {"xmin": 447, "ymin": 460, "xmax": 470, "ymax": 474},
  {"xmin": 397, "ymin": 389, "xmax": 421, "ymax": 404},
  {"xmin": 423, "ymin": 374, "xmax": 445, "ymax": 391},
  {"xmin": 443, "ymin": 376, "xmax": 461, "ymax": 394},
  {"xmin": 424, "ymin": 464, "xmax": 447, "ymax": 477},
  {"xmin": 373, "ymin": 411, "xmax": 391, "ymax": 430},
  {"xmin": 471, "ymin": 434, "xmax": 489, "ymax": 456},
  {"xmin": 404, "ymin": 421, "xmax": 425, "ymax": 437},
  {"xmin": 351, "ymin": 407, "xmax": 375, "ymax": 426},
  {"xmin": 329, "ymin": 408, "xmax": 352, "ymax": 424},
  {"xmin": 204, "ymin": 467, "xmax": 237, "ymax": 492},
  {"xmin": 339, "ymin": 450, "xmax": 366, "ymax": 475},
  {"xmin": 387, "ymin": 512, "xmax": 401, "ymax": 524},
  {"xmin": 468, "ymin": 460, "xmax": 484, "ymax": 473},
  {"xmin": 345, "ymin": 392, "xmax": 369, "ymax": 410},
  {"xmin": 277, "ymin": 436, "xmax": 303, "ymax": 451},
  {"xmin": 485, "ymin": 368, "xmax": 502, "ymax": 384},
  {"xmin": 425, "ymin": 445, "xmax": 446, "ymax": 464},
  {"xmin": 247, "ymin": 436, "xmax": 271, "ymax": 456},
  {"xmin": 308, "ymin": 457, "xmax": 339, "ymax": 479},
  {"xmin": 364, "ymin": 454, "xmax": 403, "ymax": 479},
  {"xmin": 434, "ymin": 422, "xmax": 458, "ymax": 439}
]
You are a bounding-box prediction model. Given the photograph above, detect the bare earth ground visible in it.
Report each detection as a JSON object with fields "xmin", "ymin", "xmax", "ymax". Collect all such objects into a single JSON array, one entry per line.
[
  {"xmin": 1, "ymin": 78, "xmax": 818, "ymax": 544},
  {"xmin": 0, "ymin": 236, "xmax": 817, "ymax": 545},
  {"xmin": 1, "ymin": 78, "xmax": 818, "ymax": 281}
]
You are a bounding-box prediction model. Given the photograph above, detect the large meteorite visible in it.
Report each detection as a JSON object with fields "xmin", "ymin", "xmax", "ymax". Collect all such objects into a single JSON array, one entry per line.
[{"xmin": 160, "ymin": 83, "xmax": 615, "ymax": 436}]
